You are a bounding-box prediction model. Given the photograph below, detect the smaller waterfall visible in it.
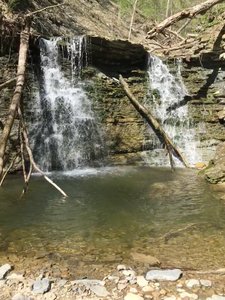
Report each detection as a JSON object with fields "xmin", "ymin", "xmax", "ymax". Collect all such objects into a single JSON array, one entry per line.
[
  {"xmin": 27, "ymin": 37, "xmax": 104, "ymax": 172},
  {"xmin": 146, "ymin": 55, "xmax": 202, "ymax": 166}
]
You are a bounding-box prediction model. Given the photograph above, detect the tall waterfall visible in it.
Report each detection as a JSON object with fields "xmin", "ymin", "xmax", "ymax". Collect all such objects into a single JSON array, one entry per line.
[
  {"xmin": 146, "ymin": 55, "xmax": 201, "ymax": 166},
  {"xmin": 27, "ymin": 37, "xmax": 104, "ymax": 172}
]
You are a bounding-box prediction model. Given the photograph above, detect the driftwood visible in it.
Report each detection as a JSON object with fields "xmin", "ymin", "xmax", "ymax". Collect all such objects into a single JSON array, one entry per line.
[
  {"xmin": 119, "ymin": 75, "xmax": 189, "ymax": 168},
  {"xmin": 147, "ymin": 0, "xmax": 224, "ymax": 39},
  {"xmin": 0, "ymin": 78, "xmax": 16, "ymax": 91}
]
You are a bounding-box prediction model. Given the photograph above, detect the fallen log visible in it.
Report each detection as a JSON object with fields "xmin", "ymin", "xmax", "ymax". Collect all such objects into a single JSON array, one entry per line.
[
  {"xmin": 119, "ymin": 75, "xmax": 189, "ymax": 168},
  {"xmin": 147, "ymin": 0, "xmax": 224, "ymax": 39},
  {"xmin": 0, "ymin": 19, "xmax": 30, "ymax": 178}
]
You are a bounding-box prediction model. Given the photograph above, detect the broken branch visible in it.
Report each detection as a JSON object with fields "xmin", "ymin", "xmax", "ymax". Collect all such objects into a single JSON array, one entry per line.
[
  {"xmin": 0, "ymin": 78, "xmax": 16, "ymax": 91},
  {"xmin": 119, "ymin": 75, "xmax": 189, "ymax": 168},
  {"xmin": 147, "ymin": 0, "xmax": 224, "ymax": 39}
]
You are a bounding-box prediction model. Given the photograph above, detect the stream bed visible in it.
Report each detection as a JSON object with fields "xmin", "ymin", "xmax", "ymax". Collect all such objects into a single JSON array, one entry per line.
[{"xmin": 0, "ymin": 167, "xmax": 224, "ymax": 278}]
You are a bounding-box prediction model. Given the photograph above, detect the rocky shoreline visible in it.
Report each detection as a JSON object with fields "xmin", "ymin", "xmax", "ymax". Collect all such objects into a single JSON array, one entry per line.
[{"xmin": 1, "ymin": 262, "xmax": 225, "ymax": 300}]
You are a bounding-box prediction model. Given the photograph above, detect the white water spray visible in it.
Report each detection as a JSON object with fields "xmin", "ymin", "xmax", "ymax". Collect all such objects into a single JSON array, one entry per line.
[
  {"xmin": 27, "ymin": 37, "xmax": 104, "ymax": 171},
  {"xmin": 146, "ymin": 55, "xmax": 202, "ymax": 166}
]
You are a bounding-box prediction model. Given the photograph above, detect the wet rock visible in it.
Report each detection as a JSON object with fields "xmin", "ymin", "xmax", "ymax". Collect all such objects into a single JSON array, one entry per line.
[
  {"xmin": 89, "ymin": 284, "xmax": 110, "ymax": 297},
  {"xmin": 195, "ymin": 162, "xmax": 206, "ymax": 169},
  {"xmin": 200, "ymin": 279, "xmax": 212, "ymax": 287},
  {"xmin": 185, "ymin": 279, "xmax": 200, "ymax": 289},
  {"xmin": 146, "ymin": 269, "xmax": 182, "ymax": 281},
  {"xmin": 0, "ymin": 264, "xmax": 12, "ymax": 280},
  {"xmin": 12, "ymin": 294, "xmax": 32, "ymax": 300},
  {"xmin": 130, "ymin": 252, "xmax": 160, "ymax": 266},
  {"xmin": 124, "ymin": 293, "xmax": 144, "ymax": 300},
  {"xmin": 32, "ymin": 278, "xmax": 51, "ymax": 294},
  {"xmin": 136, "ymin": 276, "xmax": 148, "ymax": 287}
]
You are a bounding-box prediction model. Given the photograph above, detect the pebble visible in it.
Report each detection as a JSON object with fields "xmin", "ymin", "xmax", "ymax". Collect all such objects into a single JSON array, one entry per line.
[
  {"xmin": 163, "ymin": 296, "xmax": 177, "ymax": 300},
  {"xmin": 180, "ymin": 291, "xmax": 198, "ymax": 300},
  {"xmin": 130, "ymin": 287, "xmax": 138, "ymax": 294},
  {"xmin": 90, "ymin": 285, "xmax": 110, "ymax": 297},
  {"xmin": 185, "ymin": 279, "xmax": 201, "ymax": 289},
  {"xmin": 136, "ymin": 276, "xmax": 148, "ymax": 287},
  {"xmin": 200, "ymin": 279, "xmax": 212, "ymax": 287},
  {"xmin": 123, "ymin": 270, "xmax": 136, "ymax": 278},
  {"xmin": 0, "ymin": 264, "xmax": 12, "ymax": 280},
  {"xmin": 32, "ymin": 278, "xmax": 51, "ymax": 294},
  {"xmin": 124, "ymin": 293, "xmax": 144, "ymax": 300},
  {"xmin": 130, "ymin": 252, "xmax": 161, "ymax": 266},
  {"xmin": 7, "ymin": 273, "xmax": 24, "ymax": 281},
  {"xmin": 146, "ymin": 269, "xmax": 182, "ymax": 282},
  {"xmin": 207, "ymin": 296, "xmax": 225, "ymax": 300},
  {"xmin": 12, "ymin": 294, "xmax": 32, "ymax": 300},
  {"xmin": 142, "ymin": 286, "xmax": 155, "ymax": 293},
  {"xmin": 117, "ymin": 264, "xmax": 127, "ymax": 271}
]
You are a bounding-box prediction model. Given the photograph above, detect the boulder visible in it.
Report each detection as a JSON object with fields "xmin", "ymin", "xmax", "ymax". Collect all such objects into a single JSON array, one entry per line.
[{"xmin": 146, "ymin": 269, "xmax": 182, "ymax": 282}]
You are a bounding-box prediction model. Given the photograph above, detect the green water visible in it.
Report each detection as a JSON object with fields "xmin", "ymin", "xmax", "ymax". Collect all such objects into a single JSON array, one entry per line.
[{"xmin": 0, "ymin": 166, "xmax": 224, "ymax": 275}]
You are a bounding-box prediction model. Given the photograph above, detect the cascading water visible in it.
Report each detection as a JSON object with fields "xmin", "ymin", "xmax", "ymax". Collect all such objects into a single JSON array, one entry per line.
[
  {"xmin": 145, "ymin": 55, "xmax": 202, "ymax": 166},
  {"xmin": 27, "ymin": 37, "xmax": 104, "ymax": 172}
]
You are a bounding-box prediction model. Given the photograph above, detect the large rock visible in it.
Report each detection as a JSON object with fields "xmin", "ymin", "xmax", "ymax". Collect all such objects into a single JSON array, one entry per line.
[
  {"xmin": 205, "ymin": 142, "xmax": 225, "ymax": 184},
  {"xmin": 89, "ymin": 285, "xmax": 110, "ymax": 297},
  {"xmin": 146, "ymin": 269, "xmax": 182, "ymax": 282},
  {"xmin": 32, "ymin": 278, "xmax": 51, "ymax": 294},
  {"xmin": 0, "ymin": 264, "xmax": 12, "ymax": 280}
]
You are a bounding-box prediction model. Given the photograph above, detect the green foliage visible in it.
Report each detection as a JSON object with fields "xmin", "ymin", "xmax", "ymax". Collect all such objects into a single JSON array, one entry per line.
[
  {"xmin": 7, "ymin": 0, "xmax": 31, "ymax": 12},
  {"xmin": 114, "ymin": 0, "xmax": 205, "ymax": 20}
]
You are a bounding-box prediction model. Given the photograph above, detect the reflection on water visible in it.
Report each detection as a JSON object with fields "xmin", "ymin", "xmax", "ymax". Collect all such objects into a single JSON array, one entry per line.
[{"xmin": 0, "ymin": 167, "xmax": 224, "ymax": 272}]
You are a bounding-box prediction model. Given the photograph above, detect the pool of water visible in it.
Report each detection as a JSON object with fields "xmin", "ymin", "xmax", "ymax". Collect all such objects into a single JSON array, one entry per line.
[{"xmin": 0, "ymin": 166, "xmax": 224, "ymax": 276}]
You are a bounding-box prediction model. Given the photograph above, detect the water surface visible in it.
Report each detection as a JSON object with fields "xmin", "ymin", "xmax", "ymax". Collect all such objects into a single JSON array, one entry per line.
[{"xmin": 0, "ymin": 167, "xmax": 224, "ymax": 276}]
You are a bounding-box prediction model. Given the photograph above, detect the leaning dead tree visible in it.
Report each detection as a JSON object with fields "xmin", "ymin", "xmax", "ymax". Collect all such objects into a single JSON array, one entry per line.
[
  {"xmin": 0, "ymin": 4, "xmax": 68, "ymax": 197},
  {"xmin": 147, "ymin": 0, "xmax": 225, "ymax": 39},
  {"xmin": 119, "ymin": 75, "xmax": 189, "ymax": 169},
  {"xmin": 0, "ymin": 19, "xmax": 31, "ymax": 178}
]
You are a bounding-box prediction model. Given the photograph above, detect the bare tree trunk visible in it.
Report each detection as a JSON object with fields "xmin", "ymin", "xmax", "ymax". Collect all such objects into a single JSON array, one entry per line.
[
  {"xmin": 147, "ymin": 0, "xmax": 224, "ymax": 38},
  {"xmin": 119, "ymin": 75, "xmax": 189, "ymax": 168},
  {"xmin": 0, "ymin": 20, "xmax": 30, "ymax": 178},
  {"xmin": 166, "ymin": 0, "xmax": 171, "ymax": 17},
  {"xmin": 128, "ymin": 0, "xmax": 138, "ymax": 41}
]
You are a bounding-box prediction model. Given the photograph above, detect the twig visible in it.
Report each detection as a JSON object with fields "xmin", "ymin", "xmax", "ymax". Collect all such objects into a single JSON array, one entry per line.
[
  {"xmin": 177, "ymin": 19, "xmax": 192, "ymax": 34},
  {"xmin": 0, "ymin": 154, "xmax": 20, "ymax": 186},
  {"xmin": 0, "ymin": 78, "xmax": 16, "ymax": 91},
  {"xmin": 26, "ymin": 3, "xmax": 65, "ymax": 17}
]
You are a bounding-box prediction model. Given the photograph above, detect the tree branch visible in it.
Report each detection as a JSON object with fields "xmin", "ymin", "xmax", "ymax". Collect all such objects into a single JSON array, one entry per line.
[
  {"xmin": 26, "ymin": 2, "xmax": 65, "ymax": 17},
  {"xmin": 147, "ymin": 0, "xmax": 225, "ymax": 39}
]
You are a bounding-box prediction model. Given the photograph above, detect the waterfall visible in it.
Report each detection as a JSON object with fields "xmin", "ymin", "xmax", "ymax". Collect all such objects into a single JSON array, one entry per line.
[
  {"xmin": 27, "ymin": 37, "xmax": 104, "ymax": 172},
  {"xmin": 145, "ymin": 55, "xmax": 202, "ymax": 167}
]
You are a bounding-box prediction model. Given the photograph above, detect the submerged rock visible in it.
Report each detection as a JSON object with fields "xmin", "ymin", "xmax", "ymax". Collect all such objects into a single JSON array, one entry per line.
[
  {"xmin": 32, "ymin": 278, "xmax": 51, "ymax": 294},
  {"xmin": 146, "ymin": 269, "xmax": 182, "ymax": 281},
  {"xmin": 0, "ymin": 264, "xmax": 12, "ymax": 280},
  {"xmin": 130, "ymin": 252, "xmax": 160, "ymax": 266}
]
